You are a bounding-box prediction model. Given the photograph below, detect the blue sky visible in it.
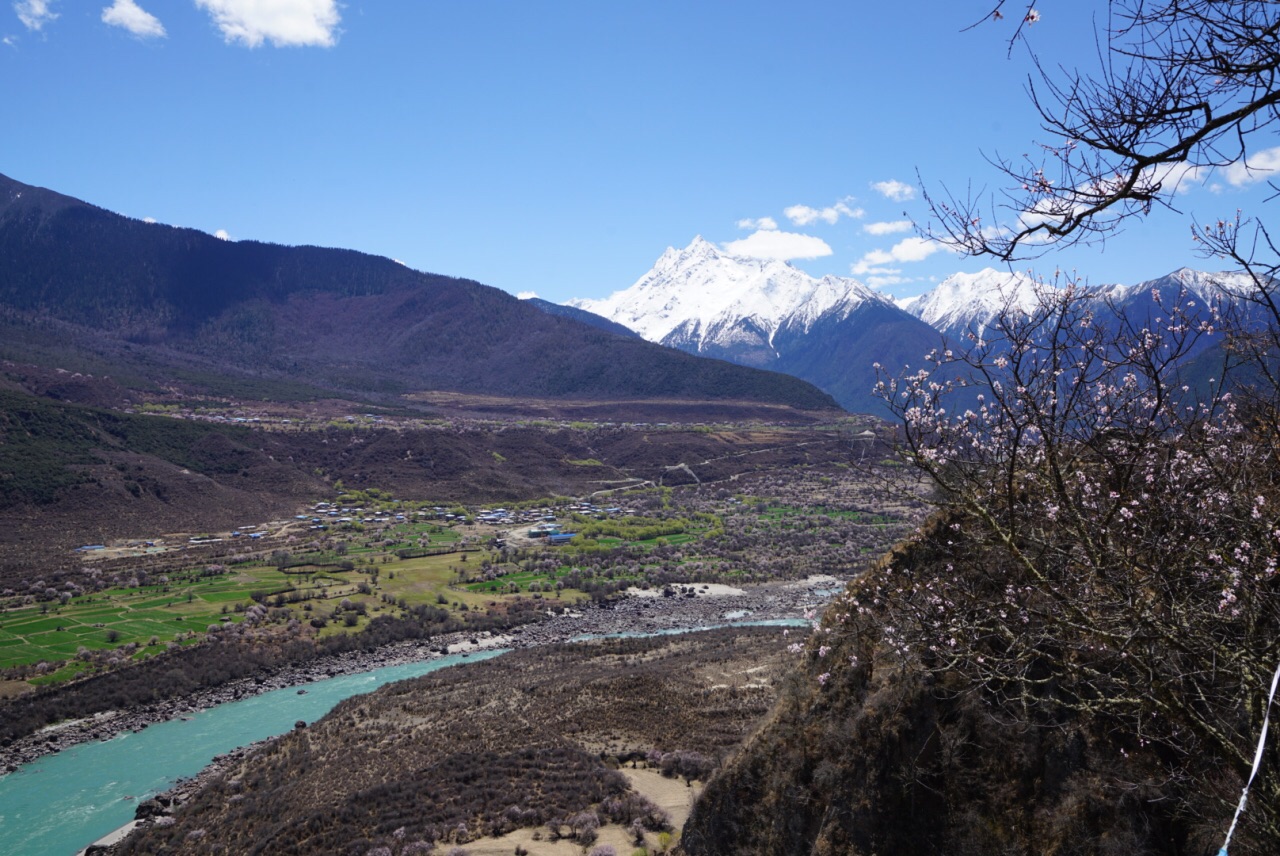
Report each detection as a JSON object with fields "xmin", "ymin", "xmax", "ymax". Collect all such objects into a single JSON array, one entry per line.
[{"xmin": 2, "ymin": 1, "xmax": 1272, "ymax": 303}]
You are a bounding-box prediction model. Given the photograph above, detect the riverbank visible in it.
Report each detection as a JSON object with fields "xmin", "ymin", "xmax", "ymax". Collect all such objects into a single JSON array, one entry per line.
[
  {"xmin": 97, "ymin": 619, "xmax": 803, "ymax": 856},
  {"xmin": 1, "ymin": 575, "xmax": 835, "ymax": 775}
]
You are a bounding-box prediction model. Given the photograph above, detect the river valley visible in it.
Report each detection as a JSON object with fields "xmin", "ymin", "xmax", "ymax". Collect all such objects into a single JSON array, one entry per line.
[{"xmin": 0, "ymin": 578, "xmax": 830, "ymax": 855}]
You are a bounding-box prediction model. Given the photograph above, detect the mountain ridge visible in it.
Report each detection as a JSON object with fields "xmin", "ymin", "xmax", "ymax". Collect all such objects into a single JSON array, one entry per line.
[
  {"xmin": 566, "ymin": 238, "xmax": 1270, "ymax": 412},
  {"xmin": 568, "ymin": 238, "xmax": 945, "ymax": 412},
  {"xmin": 0, "ymin": 173, "xmax": 839, "ymax": 413}
]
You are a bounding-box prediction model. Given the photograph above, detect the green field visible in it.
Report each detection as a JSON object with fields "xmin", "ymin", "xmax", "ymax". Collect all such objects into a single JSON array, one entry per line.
[
  {"xmin": 2, "ymin": 481, "xmax": 910, "ymax": 683},
  {"xmin": 0, "ymin": 519, "xmax": 516, "ymax": 677}
]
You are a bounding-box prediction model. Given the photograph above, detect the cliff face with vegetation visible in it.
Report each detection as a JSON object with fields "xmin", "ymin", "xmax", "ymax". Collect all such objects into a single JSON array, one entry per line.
[{"xmin": 682, "ymin": 520, "xmax": 1235, "ymax": 856}]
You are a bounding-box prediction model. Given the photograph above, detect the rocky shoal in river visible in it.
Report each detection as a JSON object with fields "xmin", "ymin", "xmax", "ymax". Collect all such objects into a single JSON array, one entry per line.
[{"xmin": 2, "ymin": 576, "xmax": 837, "ymax": 776}]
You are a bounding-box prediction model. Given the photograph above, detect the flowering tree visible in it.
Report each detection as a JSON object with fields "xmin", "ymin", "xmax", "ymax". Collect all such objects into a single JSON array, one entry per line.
[
  {"xmin": 856, "ymin": 3, "xmax": 1280, "ymax": 845},
  {"xmin": 873, "ymin": 279, "xmax": 1276, "ymax": 798}
]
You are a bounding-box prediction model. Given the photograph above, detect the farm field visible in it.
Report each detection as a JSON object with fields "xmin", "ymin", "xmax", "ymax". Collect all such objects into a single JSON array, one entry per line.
[
  {"xmin": 0, "ymin": 517, "xmax": 503, "ymax": 681},
  {"xmin": 0, "ymin": 462, "xmax": 922, "ymax": 689}
]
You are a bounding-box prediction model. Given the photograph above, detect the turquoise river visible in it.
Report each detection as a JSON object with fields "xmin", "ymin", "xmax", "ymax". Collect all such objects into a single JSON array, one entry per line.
[
  {"xmin": 0, "ymin": 650, "xmax": 505, "ymax": 856},
  {"xmin": 0, "ymin": 618, "xmax": 807, "ymax": 855}
]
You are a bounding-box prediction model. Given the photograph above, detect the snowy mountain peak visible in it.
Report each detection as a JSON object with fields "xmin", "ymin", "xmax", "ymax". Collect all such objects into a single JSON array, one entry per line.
[
  {"xmin": 686, "ymin": 234, "xmax": 719, "ymax": 255},
  {"xmin": 901, "ymin": 266, "xmax": 1266, "ymax": 340},
  {"xmin": 569, "ymin": 237, "xmax": 887, "ymax": 347},
  {"xmin": 1157, "ymin": 267, "xmax": 1260, "ymax": 300},
  {"xmin": 651, "ymin": 235, "xmax": 721, "ymax": 276},
  {"xmin": 904, "ymin": 268, "xmax": 1041, "ymax": 338}
]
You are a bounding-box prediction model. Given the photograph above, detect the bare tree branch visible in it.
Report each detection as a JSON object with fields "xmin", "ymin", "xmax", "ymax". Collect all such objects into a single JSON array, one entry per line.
[{"xmin": 929, "ymin": 2, "xmax": 1280, "ymax": 263}]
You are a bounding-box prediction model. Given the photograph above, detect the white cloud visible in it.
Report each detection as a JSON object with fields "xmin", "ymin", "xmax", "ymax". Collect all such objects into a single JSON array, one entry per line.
[
  {"xmin": 1223, "ymin": 146, "xmax": 1280, "ymax": 187},
  {"xmin": 886, "ymin": 235, "xmax": 946, "ymax": 262},
  {"xmin": 862, "ymin": 219, "xmax": 912, "ymax": 236},
  {"xmin": 1012, "ymin": 160, "xmax": 1209, "ymax": 239},
  {"xmin": 2, "ymin": 34, "xmax": 15, "ymax": 45},
  {"xmin": 1037, "ymin": 161, "xmax": 1205, "ymax": 224},
  {"xmin": 14, "ymin": 0, "xmax": 57, "ymax": 31},
  {"xmin": 736, "ymin": 216, "xmax": 778, "ymax": 231},
  {"xmin": 722, "ymin": 229, "xmax": 833, "ymax": 261},
  {"xmin": 102, "ymin": 0, "xmax": 165, "ymax": 38},
  {"xmin": 851, "ymin": 236, "xmax": 947, "ymax": 274},
  {"xmin": 214, "ymin": 228, "xmax": 232, "ymax": 240},
  {"xmin": 784, "ymin": 198, "xmax": 862, "ymax": 226},
  {"xmin": 866, "ymin": 274, "xmax": 911, "ymax": 289},
  {"xmin": 871, "ymin": 179, "xmax": 915, "ymax": 202},
  {"xmin": 850, "ymin": 255, "xmax": 894, "ymax": 276},
  {"xmin": 517, "ymin": 291, "xmax": 539, "ymax": 300},
  {"xmin": 142, "ymin": 216, "xmax": 157, "ymax": 223},
  {"xmin": 194, "ymin": 0, "xmax": 340, "ymax": 48},
  {"xmin": 1160, "ymin": 161, "xmax": 1211, "ymax": 192}
]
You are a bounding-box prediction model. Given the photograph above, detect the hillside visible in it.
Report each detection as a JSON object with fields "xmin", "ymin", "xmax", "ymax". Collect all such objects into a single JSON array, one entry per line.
[
  {"xmin": 524, "ymin": 297, "xmax": 643, "ymax": 339},
  {"xmin": 114, "ymin": 628, "xmax": 791, "ymax": 856},
  {"xmin": 681, "ymin": 513, "xmax": 1274, "ymax": 855},
  {"xmin": 0, "ymin": 174, "xmax": 837, "ymax": 413},
  {"xmin": 0, "ymin": 386, "xmax": 861, "ymax": 578}
]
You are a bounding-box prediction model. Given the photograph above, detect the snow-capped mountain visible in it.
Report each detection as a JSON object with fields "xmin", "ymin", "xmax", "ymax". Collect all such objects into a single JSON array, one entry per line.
[
  {"xmin": 567, "ymin": 237, "xmax": 943, "ymax": 412},
  {"xmin": 901, "ymin": 266, "xmax": 1269, "ymax": 342},
  {"xmin": 900, "ymin": 268, "xmax": 1043, "ymax": 340},
  {"xmin": 571, "ymin": 236, "xmax": 892, "ymax": 364},
  {"xmin": 1144, "ymin": 267, "xmax": 1261, "ymax": 301},
  {"xmin": 553, "ymin": 234, "xmax": 1270, "ymax": 415}
]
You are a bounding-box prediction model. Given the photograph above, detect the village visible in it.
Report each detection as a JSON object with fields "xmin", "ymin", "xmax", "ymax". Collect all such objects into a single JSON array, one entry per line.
[
  {"xmin": 73, "ymin": 496, "xmax": 642, "ymax": 559},
  {"xmin": 1, "ymin": 467, "xmax": 915, "ymax": 694}
]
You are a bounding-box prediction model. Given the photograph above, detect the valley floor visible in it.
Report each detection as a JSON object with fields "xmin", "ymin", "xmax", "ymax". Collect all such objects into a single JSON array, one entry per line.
[{"xmin": 3, "ymin": 574, "xmax": 833, "ymax": 775}]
